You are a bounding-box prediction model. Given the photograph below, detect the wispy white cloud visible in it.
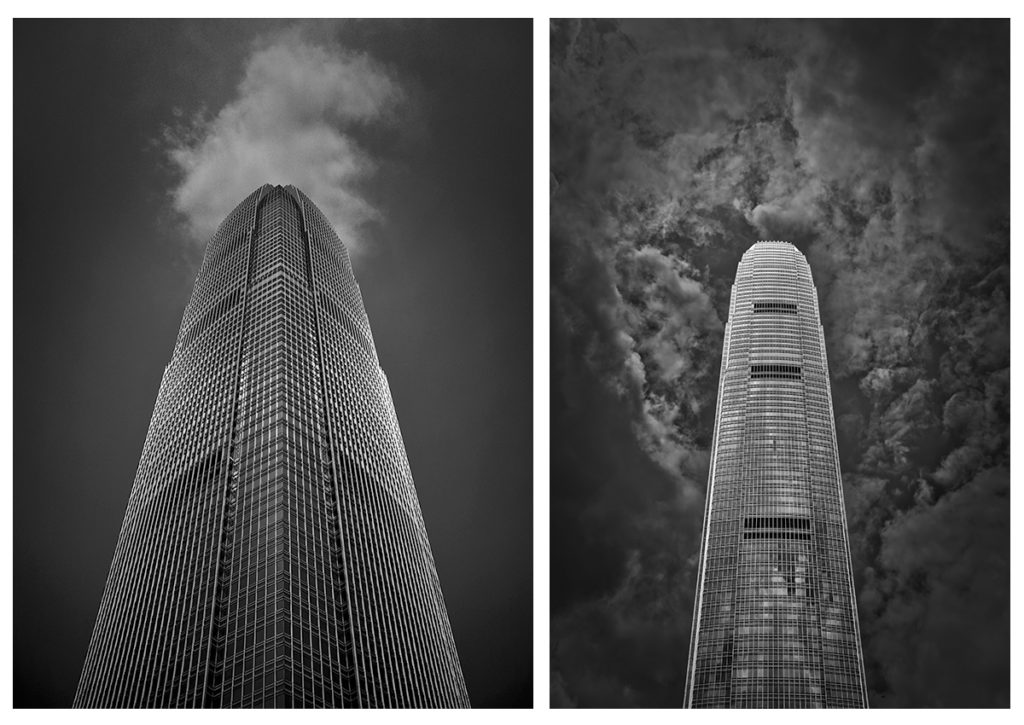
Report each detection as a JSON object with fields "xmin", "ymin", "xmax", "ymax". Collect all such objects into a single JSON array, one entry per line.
[{"xmin": 164, "ymin": 31, "xmax": 402, "ymax": 253}]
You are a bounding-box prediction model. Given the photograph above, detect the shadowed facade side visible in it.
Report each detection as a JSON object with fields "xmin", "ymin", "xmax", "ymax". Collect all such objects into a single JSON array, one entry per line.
[
  {"xmin": 685, "ymin": 241, "xmax": 867, "ymax": 708},
  {"xmin": 75, "ymin": 185, "xmax": 470, "ymax": 708}
]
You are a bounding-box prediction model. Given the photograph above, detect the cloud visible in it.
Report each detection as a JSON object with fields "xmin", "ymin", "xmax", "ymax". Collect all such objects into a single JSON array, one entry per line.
[
  {"xmin": 164, "ymin": 31, "xmax": 403, "ymax": 252},
  {"xmin": 551, "ymin": 19, "xmax": 1008, "ymax": 707},
  {"xmin": 552, "ymin": 546, "xmax": 694, "ymax": 707},
  {"xmin": 859, "ymin": 466, "xmax": 1009, "ymax": 707}
]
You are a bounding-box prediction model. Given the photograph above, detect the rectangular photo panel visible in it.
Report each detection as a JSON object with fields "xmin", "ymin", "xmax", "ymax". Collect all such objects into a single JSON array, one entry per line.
[{"xmin": 550, "ymin": 18, "xmax": 1009, "ymax": 709}]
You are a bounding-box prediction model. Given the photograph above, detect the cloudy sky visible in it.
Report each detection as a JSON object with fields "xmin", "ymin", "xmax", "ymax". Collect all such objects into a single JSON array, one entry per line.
[
  {"xmin": 15, "ymin": 19, "xmax": 532, "ymax": 707},
  {"xmin": 551, "ymin": 19, "xmax": 1008, "ymax": 708}
]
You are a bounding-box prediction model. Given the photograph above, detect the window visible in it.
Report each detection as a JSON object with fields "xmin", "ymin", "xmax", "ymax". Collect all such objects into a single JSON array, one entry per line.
[
  {"xmin": 749, "ymin": 364, "xmax": 801, "ymax": 380},
  {"xmin": 753, "ymin": 301, "xmax": 798, "ymax": 314}
]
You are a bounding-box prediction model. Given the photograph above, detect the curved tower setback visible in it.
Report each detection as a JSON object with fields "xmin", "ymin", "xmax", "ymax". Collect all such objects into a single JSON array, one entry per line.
[
  {"xmin": 75, "ymin": 185, "xmax": 470, "ymax": 708},
  {"xmin": 684, "ymin": 241, "xmax": 867, "ymax": 708}
]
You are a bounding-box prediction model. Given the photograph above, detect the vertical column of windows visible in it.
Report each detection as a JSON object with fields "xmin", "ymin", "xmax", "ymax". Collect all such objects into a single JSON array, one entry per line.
[
  {"xmin": 221, "ymin": 261, "xmax": 290, "ymax": 707},
  {"xmin": 295, "ymin": 190, "xmax": 360, "ymax": 706},
  {"xmin": 302, "ymin": 191, "xmax": 468, "ymax": 706},
  {"xmin": 166, "ymin": 328, "xmax": 240, "ymax": 705},
  {"xmin": 200, "ymin": 188, "xmax": 265, "ymax": 707}
]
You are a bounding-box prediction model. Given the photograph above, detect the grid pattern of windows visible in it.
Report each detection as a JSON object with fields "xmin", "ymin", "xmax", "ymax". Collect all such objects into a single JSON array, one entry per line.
[
  {"xmin": 684, "ymin": 241, "xmax": 867, "ymax": 709},
  {"xmin": 75, "ymin": 185, "xmax": 470, "ymax": 708}
]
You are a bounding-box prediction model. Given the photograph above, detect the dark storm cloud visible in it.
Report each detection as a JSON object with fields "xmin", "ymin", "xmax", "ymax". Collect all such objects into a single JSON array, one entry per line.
[
  {"xmin": 549, "ymin": 355, "xmax": 701, "ymax": 707},
  {"xmin": 551, "ymin": 19, "xmax": 1008, "ymax": 707},
  {"xmin": 164, "ymin": 27, "xmax": 403, "ymax": 251}
]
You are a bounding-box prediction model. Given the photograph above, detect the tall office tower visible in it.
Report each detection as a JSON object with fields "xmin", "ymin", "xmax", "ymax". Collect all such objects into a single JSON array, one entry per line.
[
  {"xmin": 75, "ymin": 185, "xmax": 470, "ymax": 708},
  {"xmin": 684, "ymin": 241, "xmax": 867, "ymax": 708}
]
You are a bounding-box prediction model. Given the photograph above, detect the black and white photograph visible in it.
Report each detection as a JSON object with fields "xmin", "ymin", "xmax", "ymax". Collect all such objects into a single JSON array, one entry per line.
[
  {"xmin": 14, "ymin": 18, "xmax": 532, "ymax": 708},
  {"xmin": 7, "ymin": 10, "xmax": 1018, "ymax": 715},
  {"xmin": 551, "ymin": 19, "xmax": 1009, "ymax": 708}
]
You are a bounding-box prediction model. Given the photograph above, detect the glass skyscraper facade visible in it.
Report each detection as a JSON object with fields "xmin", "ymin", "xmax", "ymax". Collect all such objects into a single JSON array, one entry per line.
[
  {"xmin": 75, "ymin": 185, "xmax": 470, "ymax": 708},
  {"xmin": 684, "ymin": 241, "xmax": 867, "ymax": 708}
]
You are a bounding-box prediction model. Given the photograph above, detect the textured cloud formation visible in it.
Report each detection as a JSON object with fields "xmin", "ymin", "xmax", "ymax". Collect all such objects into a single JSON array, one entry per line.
[
  {"xmin": 551, "ymin": 19, "xmax": 1008, "ymax": 707},
  {"xmin": 165, "ymin": 33, "xmax": 402, "ymax": 250}
]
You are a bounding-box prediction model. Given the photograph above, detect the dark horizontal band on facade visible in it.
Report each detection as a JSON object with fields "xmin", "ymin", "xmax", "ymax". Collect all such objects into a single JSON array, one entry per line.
[
  {"xmin": 741, "ymin": 531, "xmax": 812, "ymax": 540},
  {"xmin": 752, "ymin": 301, "xmax": 797, "ymax": 314},
  {"xmin": 743, "ymin": 516, "xmax": 811, "ymax": 530},
  {"xmin": 749, "ymin": 364, "xmax": 802, "ymax": 379}
]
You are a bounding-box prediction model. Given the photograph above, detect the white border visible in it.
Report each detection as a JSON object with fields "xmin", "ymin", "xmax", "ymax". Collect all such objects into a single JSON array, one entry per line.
[{"xmin": 4, "ymin": 5, "xmax": 1021, "ymax": 719}]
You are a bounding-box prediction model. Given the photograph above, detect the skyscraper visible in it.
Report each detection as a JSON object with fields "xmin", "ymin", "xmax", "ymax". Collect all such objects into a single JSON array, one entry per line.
[
  {"xmin": 75, "ymin": 185, "xmax": 470, "ymax": 708},
  {"xmin": 684, "ymin": 241, "xmax": 868, "ymax": 708}
]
